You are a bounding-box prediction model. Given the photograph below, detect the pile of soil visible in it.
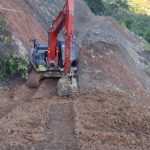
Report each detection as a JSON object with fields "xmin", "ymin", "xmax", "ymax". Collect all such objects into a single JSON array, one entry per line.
[
  {"xmin": 78, "ymin": 16, "xmax": 150, "ymax": 91},
  {"xmin": 79, "ymin": 41, "xmax": 144, "ymax": 95},
  {"xmin": 23, "ymin": 0, "xmax": 94, "ymax": 33}
]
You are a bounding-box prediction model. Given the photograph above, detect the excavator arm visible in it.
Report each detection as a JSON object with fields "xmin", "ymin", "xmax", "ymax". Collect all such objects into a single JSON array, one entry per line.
[
  {"xmin": 27, "ymin": 0, "xmax": 77, "ymax": 96},
  {"xmin": 48, "ymin": 0, "xmax": 74, "ymax": 73},
  {"xmin": 48, "ymin": 0, "xmax": 77, "ymax": 96}
]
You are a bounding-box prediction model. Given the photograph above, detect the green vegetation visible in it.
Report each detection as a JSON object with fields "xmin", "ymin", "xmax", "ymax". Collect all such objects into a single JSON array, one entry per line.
[
  {"xmin": 84, "ymin": 0, "xmax": 150, "ymax": 43},
  {"xmin": 0, "ymin": 14, "xmax": 12, "ymax": 45},
  {"xmin": 4, "ymin": 36, "xmax": 12, "ymax": 45},
  {"xmin": 84, "ymin": 0, "xmax": 105, "ymax": 15},
  {"xmin": 3, "ymin": 53, "xmax": 29, "ymax": 79},
  {"xmin": 144, "ymin": 42, "xmax": 150, "ymax": 51},
  {"xmin": 128, "ymin": 0, "xmax": 149, "ymax": 14},
  {"xmin": 0, "ymin": 14, "xmax": 28, "ymax": 80},
  {"xmin": 145, "ymin": 29, "xmax": 150, "ymax": 43},
  {"xmin": 0, "ymin": 15, "xmax": 6, "ymax": 33}
]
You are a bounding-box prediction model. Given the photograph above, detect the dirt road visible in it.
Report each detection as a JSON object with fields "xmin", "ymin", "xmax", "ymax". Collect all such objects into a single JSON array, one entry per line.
[
  {"xmin": 0, "ymin": 80, "xmax": 78, "ymax": 150},
  {"xmin": 73, "ymin": 88, "xmax": 150, "ymax": 150}
]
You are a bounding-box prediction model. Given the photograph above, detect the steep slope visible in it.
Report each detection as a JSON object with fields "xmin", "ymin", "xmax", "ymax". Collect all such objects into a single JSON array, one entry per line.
[
  {"xmin": 0, "ymin": 0, "xmax": 47, "ymax": 57},
  {"xmin": 24, "ymin": 0, "xmax": 94, "ymax": 35},
  {"xmin": 78, "ymin": 16, "xmax": 150, "ymax": 93},
  {"xmin": 0, "ymin": 0, "xmax": 94, "ymax": 57},
  {"xmin": 0, "ymin": 15, "xmax": 18, "ymax": 78}
]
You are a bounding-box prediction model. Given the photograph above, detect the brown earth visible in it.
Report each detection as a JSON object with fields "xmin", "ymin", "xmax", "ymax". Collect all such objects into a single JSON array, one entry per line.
[
  {"xmin": 0, "ymin": 81, "xmax": 150, "ymax": 150},
  {"xmin": 79, "ymin": 41, "xmax": 144, "ymax": 95},
  {"xmin": 73, "ymin": 89, "xmax": 150, "ymax": 150},
  {"xmin": 0, "ymin": 0, "xmax": 47, "ymax": 48},
  {"xmin": 0, "ymin": 0, "xmax": 150, "ymax": 149}
]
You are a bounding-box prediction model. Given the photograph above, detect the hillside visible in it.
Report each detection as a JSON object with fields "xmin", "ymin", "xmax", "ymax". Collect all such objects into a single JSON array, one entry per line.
[
  {"xmin": 0, "ymin": 0, "xmax": 150, "ymax": 149},
  {"xmin": 85, "ymin": 0, "xmax": 150, "ymax": 43}
]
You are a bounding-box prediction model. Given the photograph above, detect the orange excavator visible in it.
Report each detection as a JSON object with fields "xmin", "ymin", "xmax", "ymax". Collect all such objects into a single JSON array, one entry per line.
[{"xmin": 27, "ymin": 0, "xmax": 78, "ymax": 96}]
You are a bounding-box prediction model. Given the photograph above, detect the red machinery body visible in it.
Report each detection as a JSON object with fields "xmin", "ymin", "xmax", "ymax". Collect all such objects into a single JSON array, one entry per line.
[
  {"xmin": 28, "ymin": 0, "xmax": 78, "ymax": 96},
  {"xmin": 48, "ymin": 0, "xmax": 74, "ymax": 74}
]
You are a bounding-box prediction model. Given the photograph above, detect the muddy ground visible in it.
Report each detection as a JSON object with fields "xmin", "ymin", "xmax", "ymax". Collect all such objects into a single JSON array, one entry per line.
[{"xmin": 0, "ymin": 0, "xmax": 150, "ymax": 149}]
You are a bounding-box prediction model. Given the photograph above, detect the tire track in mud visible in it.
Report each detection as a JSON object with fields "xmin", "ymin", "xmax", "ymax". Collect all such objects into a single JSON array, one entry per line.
[
  {"xmin": 32, "ymin": 79, "xmax": 79, "ymax": 150},
  {"xmin": 33, "ymin": 102, "xmax": 78, "ymax": 150}
]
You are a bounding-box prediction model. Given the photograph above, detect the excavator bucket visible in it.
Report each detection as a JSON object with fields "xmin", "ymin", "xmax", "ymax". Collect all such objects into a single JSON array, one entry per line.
[
  {"xmin": 26, "ymin": 70, "xmax": 43, "ymax": 88},
  {"xmin": 57, "ymin": 77, "xmax": 78, "ymax": 96}
]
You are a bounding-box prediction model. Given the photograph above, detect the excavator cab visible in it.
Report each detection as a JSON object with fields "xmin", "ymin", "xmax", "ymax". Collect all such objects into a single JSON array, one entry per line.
[
  {"xmin": 30, "ymin": 39, "xmax": 78, "ymax": 72},
  {"xmin": 30, "ymin": 44, "xmax": 48, "ymax": 72}
]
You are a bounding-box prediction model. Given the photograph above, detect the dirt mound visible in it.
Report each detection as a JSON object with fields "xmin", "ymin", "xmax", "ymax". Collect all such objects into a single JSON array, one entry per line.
[
  {"xmin": 0, "ymin": 0, "xmax": 93, "ymax": 57},
  {"xmin": 79, "ymin": 41, "xmax": 144, "ymax": 95}
]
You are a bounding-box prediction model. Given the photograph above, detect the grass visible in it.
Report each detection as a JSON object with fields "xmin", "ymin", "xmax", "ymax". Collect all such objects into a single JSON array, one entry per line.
[{"xmin": 144, "ymin": 42, "xmax": 150, "ymax": 52}]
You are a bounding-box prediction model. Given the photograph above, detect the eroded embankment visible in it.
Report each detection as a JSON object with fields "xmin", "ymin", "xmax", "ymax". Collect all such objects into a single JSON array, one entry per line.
[
  {"xmin": 0, "ymin": 0, "xmax": 150, "ymax": 149},
  {"xmin": 0, "ymin": 0, "xmax": 47, "ymax": 51}
]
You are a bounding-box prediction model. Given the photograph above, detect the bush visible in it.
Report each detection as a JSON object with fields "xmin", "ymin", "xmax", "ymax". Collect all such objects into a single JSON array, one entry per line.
[
  {"xmin": 0, "ymin": 15, "xmax": 6, "ymax": 33},
  {"xmin": 84, "ymin": 0, "xmax": 105, "ymax": 15},
  {"xmin": 4, "ymin": 36, "xmax": 12, "ymax": 45},
  {"xmin": 145, "ymin": 29, "xmax": 150, "ymax": 43},
  {"xmin": 4, "ymin": 53, "xmax": 29, "ymax": 79}
]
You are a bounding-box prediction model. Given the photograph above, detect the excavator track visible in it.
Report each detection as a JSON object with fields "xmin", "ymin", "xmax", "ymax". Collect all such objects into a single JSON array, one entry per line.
[{"xmin": 27, "ymin": 70, "xmax": 43, "ymax": 88}]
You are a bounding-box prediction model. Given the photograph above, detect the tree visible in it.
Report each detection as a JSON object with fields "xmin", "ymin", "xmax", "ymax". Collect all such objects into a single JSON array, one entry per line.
[
  {"xmin": 128, "ymin": 0, "xmax": 149, "ymax": 14},
  {"xmin": 84, "ymin": 0, "xmax": 105, "ymax": 15}
]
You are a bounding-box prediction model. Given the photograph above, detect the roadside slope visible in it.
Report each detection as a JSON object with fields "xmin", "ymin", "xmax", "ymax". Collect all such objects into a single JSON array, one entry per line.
[{"xmin": 0, "ymin": 0, "xmax": 47, "ymax": 52}]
